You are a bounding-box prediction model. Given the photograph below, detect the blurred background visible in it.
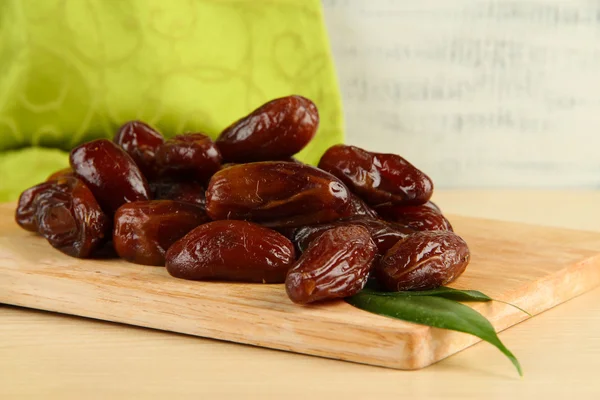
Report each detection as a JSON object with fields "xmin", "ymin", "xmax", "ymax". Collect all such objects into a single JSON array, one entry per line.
[
  {"xmin": 323, "ymin": 0, "xmax": 600, "ymax": 188},
  {"xmin": 1, "ymin": 0, "xmax": 599, "ymax": 201}
]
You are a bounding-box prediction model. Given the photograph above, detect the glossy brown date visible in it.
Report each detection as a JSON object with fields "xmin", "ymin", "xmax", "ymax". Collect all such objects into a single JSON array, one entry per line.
[
  {"xmin": 46, "ymin": 168, "xmax": 74, "ymax": 181},
  {"xmin": 70, "ymin": 139, "xmax": 150, "ymax": 215},
  {"xmin": 114, "ymin": 121, "xmax": 165, "ymax": 179},
  {"xmin": 292, "ymin": 217, "xmax": 414, "ymax": 254},
  {"xmin": 285, "ymin": 225, "xmax": 377, "ymax": 304},
  {"xmin": 318, "ymin": 144, "xmax": 433, "ymax": 206},
  {"xmin": 15, "ymin": 181, "xmax": 59, "ymax": 232},
  {"xmin": 156, "ymin": 133, "xmax": 222, "ymax": 182},
  {"xmin": 376, "ymin": 231, "xmax": 470, "ymax": 291},
  {"xmin": 349, "ymin": 193, "xmax": 379, "ymax": 218},
  {"xmin": 113, "ymin": 200, "xmax": 209, "ymax": 266},
  {"xmin": 34, "ymin": 177, "xmax": 110, "ymax": 258},
  {"xmin": 150, "ymin": 179, "xmax": 206, "ymax": 210},
  {"xmin": 375, "ymin": 201, "xmax": 453, "ymax": 231},
  {"xmin": 205, "ymin": 161, "xmax": 352, "ymax": 227},
  {"xmin": 216, "ymin": 95, "xmax": 319, "ymax": 162},
  {"xmin": 166, "ymin": 220, "xmax": 295, "ymax": 283}
]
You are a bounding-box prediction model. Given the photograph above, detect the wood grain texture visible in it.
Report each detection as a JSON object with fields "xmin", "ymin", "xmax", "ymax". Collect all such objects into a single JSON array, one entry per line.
[{"xmin": 0, "ymin": 201, "xmax": 599, "ymax": 370}]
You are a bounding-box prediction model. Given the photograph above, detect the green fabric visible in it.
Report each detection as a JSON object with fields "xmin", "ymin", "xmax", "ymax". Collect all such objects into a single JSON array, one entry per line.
[{"xmin": 0, "ymin": 0, "xmax": 343, "ymax": 202}]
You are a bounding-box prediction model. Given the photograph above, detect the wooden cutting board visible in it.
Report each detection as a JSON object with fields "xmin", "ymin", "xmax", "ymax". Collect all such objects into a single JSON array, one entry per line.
[{"xmin": 1, "ymin": 202, "xmax": 599, "ymax": 370}]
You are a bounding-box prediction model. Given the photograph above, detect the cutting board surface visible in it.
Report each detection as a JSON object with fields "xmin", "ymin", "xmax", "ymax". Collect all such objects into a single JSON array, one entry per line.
[{"xmin": 1, "ymin": 202, "xmax": 599, "ymax": 369}]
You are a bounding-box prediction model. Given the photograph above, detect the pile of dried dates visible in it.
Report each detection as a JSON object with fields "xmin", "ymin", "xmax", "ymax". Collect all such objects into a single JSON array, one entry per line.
[{"xmin": 15, "ymin": 95, "xmax": 470, "ymax": 304}]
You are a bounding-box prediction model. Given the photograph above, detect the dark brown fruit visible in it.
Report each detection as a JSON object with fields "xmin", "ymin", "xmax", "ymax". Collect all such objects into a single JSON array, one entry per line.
[
  {"xmin": 34, "ymin": 177, "xmax": 110, "ymax": 258},
  {"xmin": 205, "ymin": 161, "xmax": 352, "ymax": 228},
  {"xmin": 156, "ymin": 133, "xmax": 222, "ymax": 182},
  {"xmin": 376, "ymin": 231, "xmax": 470, "ymax": 291},
  {"xmin": 15, "ymin": 181, "xmax": 58, "ymax": 232},
  {"xmin": 113, "ymin": 200, "xmax": 209, "ymax": 266},
  {"xmin": 216, "ymin": 95, "xmax": 319, "ymax": 162},
  {"xmin": 114, "ymin": 121, "xmax": 165, "ymax": 179},
  {"xmin": 375, "ymin": 201, "xmax": 453, "ymax": 231},
  {"xmin": 285, "ymin": 225, "xmax": 377, "ymax": 304},
  {"xmin": 292, "ymin": 217, "xmax": 414, "ymax": 254},
  {"xmin": 166, "ymin": 220, "xmax": 295, "ymax": 283},
  {"xmin": 348, "ymin": 193, "xmax": 379, "ymax": 218},
  {"xmin": 46, "ymin": 168, "xmax": 74, "ymax": 181},
  {"xmin": 149, "ymin": 179, "xmax": 206, "ymax": 210},
  {"xmin": 318, "ymin": 144, "xmax": 433, "ymax": 206},
  {"xmin": 70, "ymin": 139, "xmax": 151, "ymax": 215}
]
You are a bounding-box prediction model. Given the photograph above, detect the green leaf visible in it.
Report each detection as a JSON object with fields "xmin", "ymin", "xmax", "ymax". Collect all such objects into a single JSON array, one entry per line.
[
  {"xmin": 361, "ymin": 287, "xmax": 492, "ymax": 302},
  {"xmin": 360, "ymin": 287, "xmax": 532, "ymax": 317},
  {"xmin": 346, "ymin": 292, "xmax": 523, "ymax": 376}
]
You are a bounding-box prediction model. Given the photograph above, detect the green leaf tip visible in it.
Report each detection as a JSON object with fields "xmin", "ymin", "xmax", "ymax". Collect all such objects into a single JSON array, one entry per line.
[{"xmin": 346, "ymin": 291, "xmax": 524, "ymax": 376}]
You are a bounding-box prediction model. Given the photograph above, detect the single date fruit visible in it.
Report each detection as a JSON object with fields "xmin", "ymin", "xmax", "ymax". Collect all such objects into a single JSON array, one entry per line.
[
  {"xmin": 205, "ymin": 161, "xmax": 352, "ymax": 227},
  {"xmin": 166, "ymin": 220, "xmax": 295, "ymax": 283},
  {"xmin": 292, "ymin": 217, "xmax": 414, "ymax": 254},
  {"xmin": 113, "ymin": 200, "xmax": 209, "ymax": 266},
  {"xmin": 150, "ymin": 179, "xmax": 206, "ymax": 210},
  {"xmin": 216, "ymin": 95, "xmax": 319, "ymax": 162},
  {"xmin": 15, "ymin": 181, "xmax": 59, "ymax": 232},
  {"xmin": 46, "ymin": 168, "xmax": 74, "ymax": 181},
  {"xmin": 156, "ymin": 133, "xmax": 222, "ymax": 182},
  {"xmin": 114, "ymin": 121, "xmax": 165, "ymax": 179},
  {"xmin": 70, "ymin": 139, "xmax": 150, "ymax": 215},
  {"xmin": 285, "ymin": 225, "xmax": 377, "ymax": 304},
  {"xmin": 375, "ymin": 201, "xmax": 453, "ymax": 231},
  {"xmin": 348, "ymin": 193, "xmax": 379, "ymax": 218},
  {"xmin": 318, "ymin": 144, "xmax": 433, "ymax": 206},
  {"xmin": 376, "ymin": 231, "xmax": 470, "ymax": 291},
  {"xmin": 34, "ymin": 177, "xmax": 110, "ymax": 258}
]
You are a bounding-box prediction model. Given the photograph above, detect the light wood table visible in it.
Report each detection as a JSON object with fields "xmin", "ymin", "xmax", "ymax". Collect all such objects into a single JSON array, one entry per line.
[{"xmin": 1, "ymin": 190, "xmax": 599, "ymax": 399}]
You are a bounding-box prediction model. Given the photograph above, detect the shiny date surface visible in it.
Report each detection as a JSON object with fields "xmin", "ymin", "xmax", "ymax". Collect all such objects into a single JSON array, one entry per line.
[
  {"xmin": 285, "ymin": 225, "xmax": 377, "ymax": 304},
  {"xmin": 15, "ymin": 181, "xmax": 59, "ymax": 232},
  {"xmin": 375, "ymin": 201, "xmax": 453, "ymax": 231},
  {"xmin": 348, "ymin": 193, "xmax": 379, "ymax": 218},
  {"xmin": 70, "ymin": 139, "xmax": 150, "ymax": 215},
  {"xmin": 46, "ymin": 168, "xmax": 74, "ymax": 181},
  {"xmin": 216, "ymin": 95, "xmax": 319, "ymax": 162},
  {"xmin": 318, "ymin": 144, "xmax": 433, "ymax": 206},
  {"xmin": 292, "ymin": 217, "xmax": 414, "ymax": 254},
  {"xmin": 150, "ymin": 179, "xmax": 206, "ymax": 210},
  {"xmin": 34, "ymin": 177, "xmax": 110, "ymax": 258},
  {"xmin": 156, "ymin": 133, "xmax": 222, "ymax": 182},
  {"xmin": 114, "ymin": 121, "xmax": 165, "ymax": 179},
  {"xmin": 376, "ymin": 231, "xmax": 470, "ymax": 291},
  {"xmin": 113, "ymin": 200, "xmax": 209, "ymax": 266},
  {"xmin": 166, "ymin": 220, "xmax": 295, "ymax": 283},
  {"xmin": 205, "ymin": 161, "xmax": 352, "ymax": 227}
]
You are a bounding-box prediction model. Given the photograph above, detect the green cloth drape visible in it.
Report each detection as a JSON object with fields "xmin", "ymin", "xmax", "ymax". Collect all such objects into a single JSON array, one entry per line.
[{"xmin": 0, "ymin": 0, "xmax": 343, "ymax": 201}]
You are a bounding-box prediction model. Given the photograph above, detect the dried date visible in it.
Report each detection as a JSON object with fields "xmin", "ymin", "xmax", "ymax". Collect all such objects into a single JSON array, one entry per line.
[
  {"xmin": 46, "ymin": 168, "xmax": 74, "ymax": 181},
  {"xmin": 375, "ymin": 201, "xmax": 453, "ymax": 231},
  {"xmin": 292, "ymin": 217, "xmax": 414, "ymax": 254},
  {"xmin": 113, "ymin": 200, "xmax": 209, "ymax": 266},
  {"xmin": 150, "ymin": 179, "xmax": 206, "ymax": 210},
  {"xmin": 348, "ymin": 193, "xmax": 379, "ymax": 218},
  {"xmin": 34, "ymin": 177, "xmax": 110, "ymax": 257},
  {"xmin": 375, "ymin": 231, "xmax": 470, "ymax": 291},
  {"xmin": 205, "ymin": 161, "xmax": 352, "ymax": 227},
  {"xmin": 114, "ymin": 121, "xmax": 165, "ymax": 179},
  {"xmin": 156, "ymin": 133, "xmax": 222, "ymax": 182},
  {"xmin": 70, "ymin": 139, "xmax": 150, "ymax": 215},
  {"xmin": 318, "ymin": 144, "xmax": 433, "ymax": 206},
  {"xmin": 15, "ymin": 181, "xmax": 59, "ymax": 232},
  {"xmin": 216, "ymin": 95, "xmax": 319, "ymax": 162},
  {"xmin": 166, "ymin": 220, "xmax": 295, "ymax": 283},
  {"xmin": 285, "ymin": 225, "xmax": 377, "ymax": 304}
]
